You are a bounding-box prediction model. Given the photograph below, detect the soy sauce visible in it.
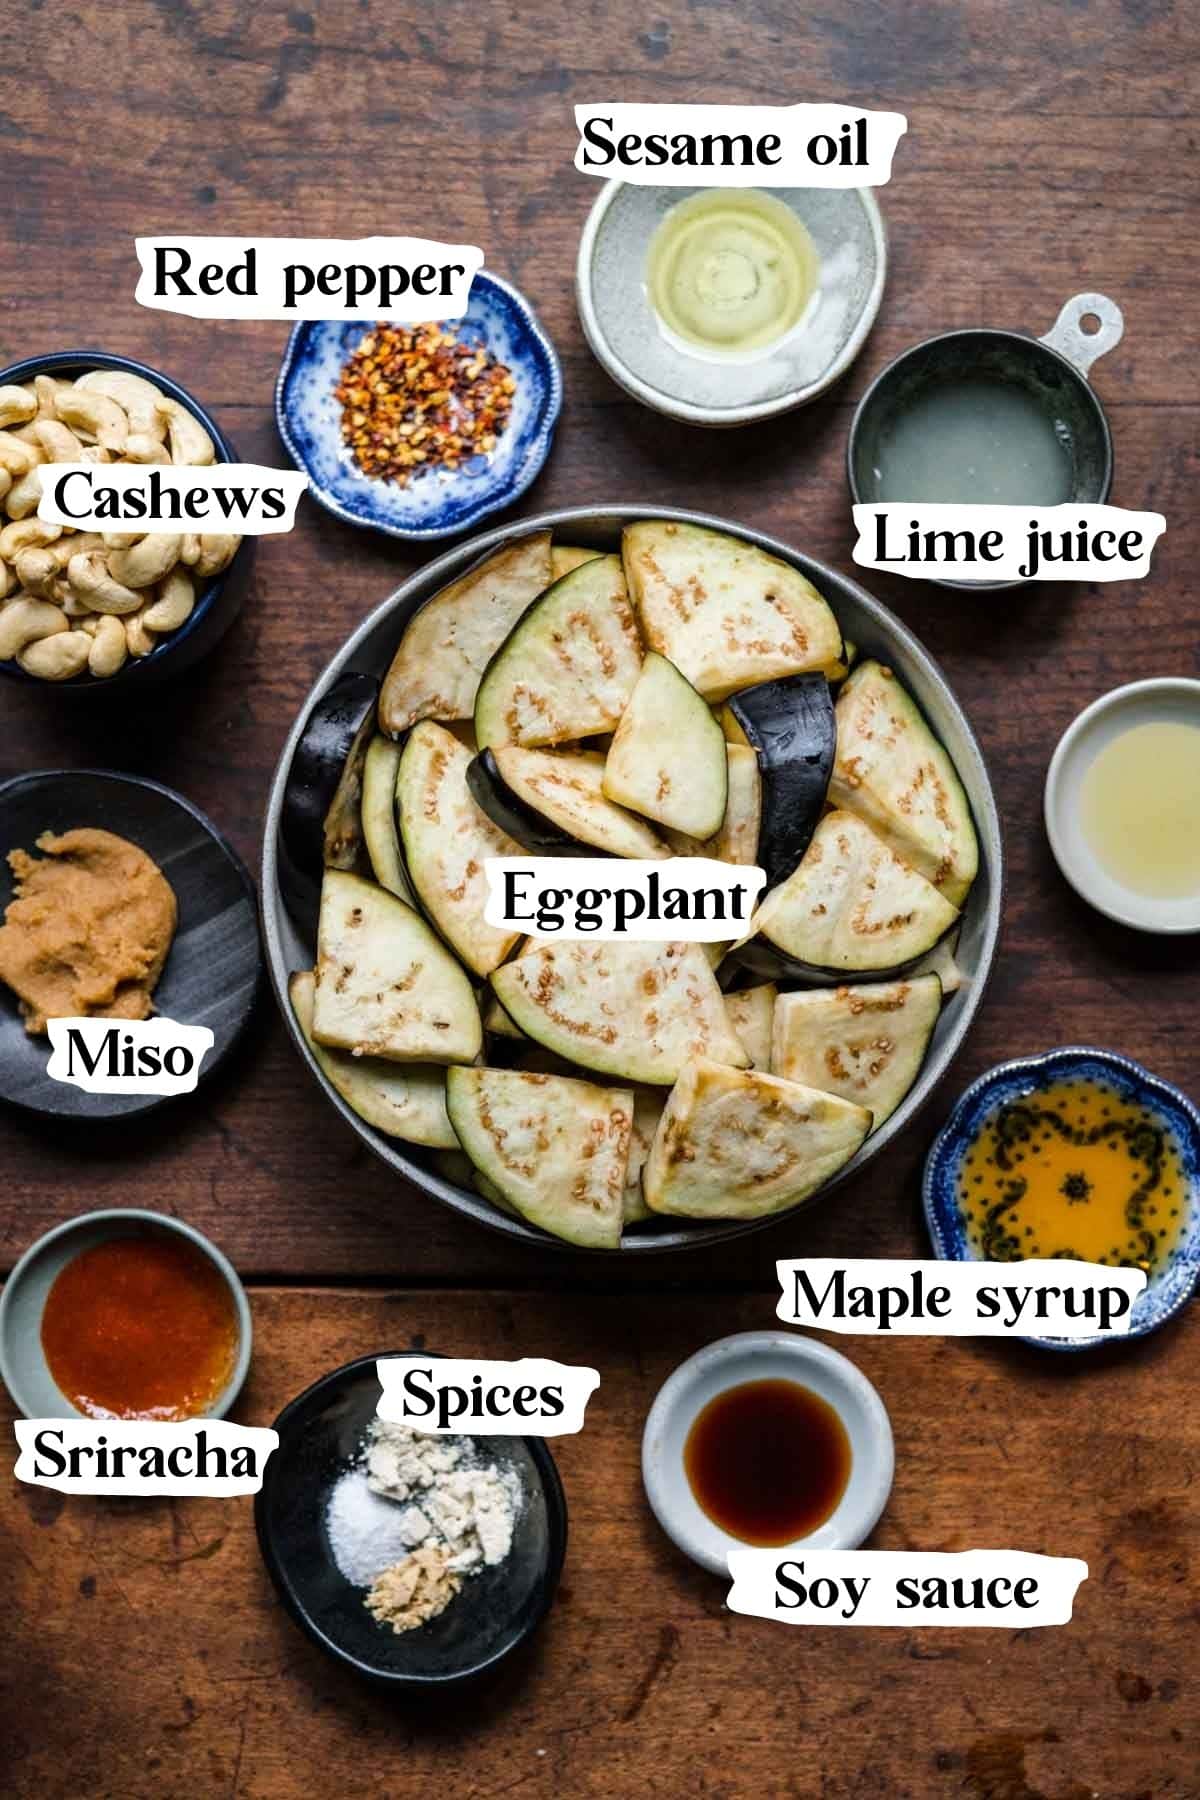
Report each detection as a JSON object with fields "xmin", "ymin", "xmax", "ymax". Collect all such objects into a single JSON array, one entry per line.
[{"xmin": 684, "ymin": 1378, "xmax": 851, "ymax": 1545}]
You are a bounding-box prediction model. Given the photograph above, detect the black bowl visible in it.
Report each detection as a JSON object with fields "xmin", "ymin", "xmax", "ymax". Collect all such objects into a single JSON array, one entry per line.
[
  {"xmin": 0, "ymin": 349, "xmax": 251, "ymax": 695},
  {"xmin": 254, "ymin": 1352, "xmax": 568, "ymax": 1689},
  {"xmin": 0, "ymin": 769, "xmax": 261, "ymax": 1120}
]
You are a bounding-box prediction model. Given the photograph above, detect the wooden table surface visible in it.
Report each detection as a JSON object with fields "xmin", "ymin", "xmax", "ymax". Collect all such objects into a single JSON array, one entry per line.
[{"xmin": 3, "ymin": 3, "xmax": 1199, "ymax": 1795}]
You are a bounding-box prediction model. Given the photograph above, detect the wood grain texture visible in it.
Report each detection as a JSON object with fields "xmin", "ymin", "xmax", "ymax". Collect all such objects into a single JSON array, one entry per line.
[
  {"xmin": 1, "ymin": 1, "xmax": 1199, "ymax": 1793},
  {"xmin": 5, "ymin": 1289, "xmax": 1200, "ymax": 1798},
  {"xmin": 1, "ymin": 4, "xmax": 1197, "ymax": 1283}
]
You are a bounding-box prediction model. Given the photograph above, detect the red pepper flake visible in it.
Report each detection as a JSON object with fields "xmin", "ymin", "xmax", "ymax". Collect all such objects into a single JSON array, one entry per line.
[{"xmin": 334, "ymin": 322, "xmax": 516, "ymax": 486}]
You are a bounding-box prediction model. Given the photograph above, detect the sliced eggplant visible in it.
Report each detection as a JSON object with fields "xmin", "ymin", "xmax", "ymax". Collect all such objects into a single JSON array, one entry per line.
[
  {"xmin": 717, "ymin": 701, "xmax": 750, "ymax": 747},
  {"xmin": 312, "ymin": 871, "xmax": 481, "ymax": 1064},
  {"xmin": 289, "ymin": 970, "xmax": 457, "ymax": 1148},
  {"xmin": 602, "ymin": 653, "xmax": 728, "ymax": 839},
  {"xmin": 467, "ymin": 746, "xmax": 668, "ymax": 859},
  {"xmin": 665, "ymin": 744, "xmax": 761, "ymax": 866},
  {"xmin": 361, "ymin": 735, "xmax": 416, "ymax": 906},
  {"xmin": 828, "ymin": 660, "xmax": 979, "ymax": 908},
  {"xmin": 483, "ymin": 993, "xmax": 526, "ymax": 1040},
  {"xmin": 908, "ymin": 927, "xmax": 966, "ymax": 995},
  {"xmin": 828, "ymin": 637, "xmax": 859, "ymax": 685},
  {"xmin": 492, "ymin": 940, "xmax": 749, "ymax": 1086},
  {"xmin": 281, "ymin": 670, "xmax": 379, "ymax": 884},
  {"xmin": 724, "ymin": 983, "xmax": 777, "ymax": 1071},
  {"xmin": 379, "ymin": 531, "xmax": 553, "ymax": 735},
  {"xmin": 551, "ymin": 544, "xmax": 602, "ymax": 579},
  {"xmin": 622, "ymin": 520, "xmax": 843, "ymax": 700},
  {"xmin": 771, "ymin": 974, "xmax": 942, "ymax": 1130},
  {"xmin": 643, "ymin": 1058, "xmax": 871, "ymax": 1220},
  {"xmin": 473, "ymin": 555, "xmax": 643, "ymax": 750},
  {"xmin": 728, "ymin": 673, "xmax": 835, "ymax": 886},
  {"xmin": 751, "ymin": 810, "xmax": 959, "ymax": 976},
  {"xmin": 397, "ymin": 720, "xmax": 524, "ymax": 977},
  {"xmin": 445, "ymin": 1066, "xmax": 633, "ymax": 1250},
  {"xmin": 623, "ymin": 1088, "xmax": 665, "ymax": 1224}
]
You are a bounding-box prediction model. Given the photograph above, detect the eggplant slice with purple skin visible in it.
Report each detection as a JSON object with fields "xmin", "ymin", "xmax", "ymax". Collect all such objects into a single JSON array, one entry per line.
[
  {"xmin": 728, "ymin": 672, "xmax": 836, "ymax": 887},
  {"xmin": 279, "ymin": 669, "xmax": 379, "ymax": 928},
  {"xmin": 466, "ymin": 746, "xmax": 667, "ymax": 859}
]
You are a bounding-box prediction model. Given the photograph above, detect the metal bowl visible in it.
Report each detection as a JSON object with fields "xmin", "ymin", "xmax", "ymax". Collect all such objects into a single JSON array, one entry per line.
[
  {"xmin": 262, "ymin": 505, "xmax": 1003, "ymax": 1254},
  {"xmin": 847, "ymin": 293, "xmax": 1124, "ymax": 594}
]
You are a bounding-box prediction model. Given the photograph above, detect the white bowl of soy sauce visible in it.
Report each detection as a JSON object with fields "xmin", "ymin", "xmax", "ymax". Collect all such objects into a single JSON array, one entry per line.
[{"xmin": 847, "ymin": 292, "xmax": 1123, "ymax": 591}]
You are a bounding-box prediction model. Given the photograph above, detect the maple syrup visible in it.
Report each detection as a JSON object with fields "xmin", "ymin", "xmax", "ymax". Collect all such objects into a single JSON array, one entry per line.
[{"xmin": 684, "ymin": 1377, "xmax": 851, "ymax": 1546}]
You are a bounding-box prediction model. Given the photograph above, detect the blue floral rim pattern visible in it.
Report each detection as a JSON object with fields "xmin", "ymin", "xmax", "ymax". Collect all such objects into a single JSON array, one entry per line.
[
  {"xmin": 923, "ymin": 1047, "xmax": 1200, "ymax": 1351},
  {"xmin": 274, "ymin": 273, "xmax": 563, "ymax": 542}
]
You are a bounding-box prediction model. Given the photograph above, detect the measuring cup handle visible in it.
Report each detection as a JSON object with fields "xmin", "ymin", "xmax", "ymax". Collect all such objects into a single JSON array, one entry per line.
[{"xmin": 1038, "ymin": 293, "xmax": 1124, "ymax": 379}]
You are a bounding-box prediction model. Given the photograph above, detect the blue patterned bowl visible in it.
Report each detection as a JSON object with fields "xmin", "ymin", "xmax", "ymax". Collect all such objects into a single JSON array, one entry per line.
[
  {"xmin": 923, "ymin": 1048, "xmax": 1200, "ymax": 1351},
  {"xmin": 275, "ymin": 273, "xmax": 562, "ymax": 542}
]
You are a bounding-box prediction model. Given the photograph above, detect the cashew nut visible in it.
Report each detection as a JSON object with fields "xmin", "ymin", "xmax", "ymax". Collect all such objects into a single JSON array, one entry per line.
[
  {"xmin": 106, "ymin": 533, "xmax": 182, "ymax": 589},
  {"xmin": 66, "ymin": 551, "xmax": 143, "ymax": 615},
  {"xmin": 13, "ymin": 546, "xmax": 60, "ymax": 595},
  {"xmin": 55, "ymin": 388, "xmax": 129, "ymax": 454},
  {"xmin": 0, "ymin": 430, "xmax": 40, "ymax": 477},
  {"xmin": 4, "ymin": 467, "xmax": 44, "ymax": 519},
  {"xmin": 33, "ymin": 418, "xmax": 85, "ymax": 462},
  {"xmin": 18, "ymin": 629, "xmax": 91, "ymax": 680},
  {"xmin": 193, "ymin": 533, "xmax": 240, "ymax": 578},
  {"xmin": 33, "ymin": 375, "xmax": 67, "ymax": 420},
  {"xmin": 0, "ymin": 595, "xmax": 68, "ymax": 659},
  {"xmin": 0, "ymin": 469, "xmax": 11, "ymax": 503},
  {"xmin": 102, "ymin": 531, "xmax": 144, "ymax": 550},
  {"xmin": 50, "ymin": 530, "xmax": 105, "ymax": 569},
  {"xmin": 76, "ymin": 369, "xmax": 165, "ymax": 439},
  {"xmin": 122, "ymin": 432, "xmax": 171, "ymax": 465},
  {"xmin": 79, "ymin": 444, "xmax": 113, "ymax": 465},
  {"xmin": 179, "ymin": 533, "xmax": 201, "ymax": 566},
  {"xmin": 0, "ymin": 517, "xmax": 60, "ymax": 559},
  {"xmin": 156, "ymin": 397, "xmax": 214, "ymax": 466},
  {"xmin": 0, "ymin": 558, "xmax": 10, "ymax": 601},
  {"xmin": 0, "ymin": 386, "xmax": 37, "ymax": 429},
  {"xmin": 124, "ymin": 607, "xmax": 157, "ymax": 657},
  {"xmin": 143, "ymin": 567, "xmax": 195, "ymax": 633},
  {"xmin": 88, "ymin": 613, "xmax": 128, "ymax": 677}
]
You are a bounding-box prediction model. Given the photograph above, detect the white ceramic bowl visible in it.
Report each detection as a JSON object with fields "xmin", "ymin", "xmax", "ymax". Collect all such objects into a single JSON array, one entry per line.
[
  {"xmin": 576, "ymin": 181, "xmax": 887, "ymax": 426},
  {"xmin": 0, "ymin": 1209, "xmax": 252, "ymax": 1421},
  {"xmin": 641, "ymin": 1331, "xmax": 893, "ymax": 1575},
  {"xmin": 1044, "ymin": 677, "xmax": 1200, "ymax": 933}
]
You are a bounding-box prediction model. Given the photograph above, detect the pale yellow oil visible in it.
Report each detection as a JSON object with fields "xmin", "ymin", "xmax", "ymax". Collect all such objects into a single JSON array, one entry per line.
[
  {"xmin": 1080, "ymin": 720, "xmax": 1200, "ymax": 899},
  {"xmin": 646, "ymin": 189, "xmax": 819, "ymax": 358}
]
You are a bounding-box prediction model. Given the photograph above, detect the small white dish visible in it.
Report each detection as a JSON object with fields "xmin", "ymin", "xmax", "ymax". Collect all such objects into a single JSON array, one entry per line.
[
  {"xmin": 641, "ymin": 1330, "xmax": 893, "ymax": 1575},
  {"xmin": 576, "ymin": 181, "xmax": 886, "ymax": 427},
  {"xmin": 1044, "ymin": 677, "xmax": 1200, "ymax": 934}
]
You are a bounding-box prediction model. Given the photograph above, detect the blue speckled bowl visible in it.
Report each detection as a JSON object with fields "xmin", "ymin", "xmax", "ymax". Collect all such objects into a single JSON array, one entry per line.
[
  {"xmin": 924, "ymin": 1048, "xmax": 1200, "ymax": 1351},
  {"xmin": 275, "ymin": 273, "xmax": 562, "ymax": 542}
]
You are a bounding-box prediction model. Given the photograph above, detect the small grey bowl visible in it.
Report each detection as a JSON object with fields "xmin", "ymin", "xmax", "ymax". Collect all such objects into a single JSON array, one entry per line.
[
  {"xmin": 0, "ymin": 1209, "xmax": 252, "ymax": 1419},
  {"xmin": 576, "ymin": 180, "xmax": 886, "ymax": 426}
]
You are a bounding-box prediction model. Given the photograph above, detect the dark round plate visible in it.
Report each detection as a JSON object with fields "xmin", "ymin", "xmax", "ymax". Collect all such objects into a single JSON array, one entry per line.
[
  {"xmin": 254, "ymin": 1352, "xmax": 568, "ymax": 1688},
  {"xmin": 0, "ymin": 770, "xmax": 261, "ymax": 1121}
]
